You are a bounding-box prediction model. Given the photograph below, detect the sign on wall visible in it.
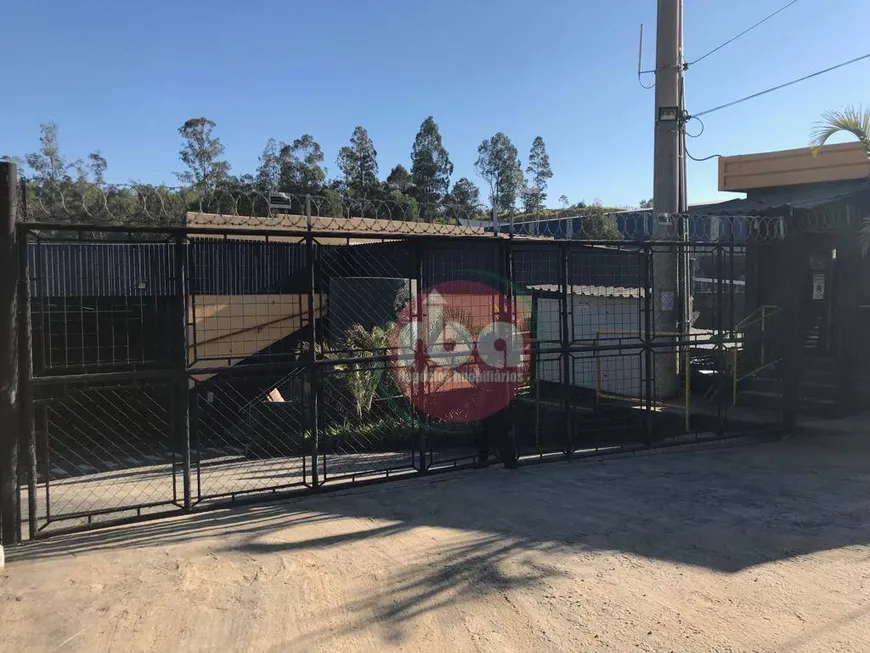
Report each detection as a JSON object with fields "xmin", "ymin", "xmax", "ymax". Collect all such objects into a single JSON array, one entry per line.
[{"xmin": 812, "ymin": 273, "xmax": 825, "ymax": 300}]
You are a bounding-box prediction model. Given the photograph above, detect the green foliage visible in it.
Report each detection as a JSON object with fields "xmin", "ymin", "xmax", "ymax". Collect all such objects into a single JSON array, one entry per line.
[
  {"xmin": 810, "ymin": 106, "xmax": 870, "ymax": 158},
  {"xmin": 578, "ymin": 204, "xmax": 622, "ymax": 240},
  {"xmin": 316, "ymin": 187, "xmax": 346, "ymax": 218},
  {"xmin": 386, "ymin": 189, "xmax": 420, "ymax": 221},
  {"xmin": 8, "ymin": 119, "xmax": 634, "ymax": 230},
  {"xmin": 810, "ymin": 106, "xmax": 870, "ymax": 254},
  {"xmin": 279, "ymin": 134, "xmax": 326, "ymax": 196},
  {"xmin": 638, "ymin": 198, "xmax": 653, "ymax": 209},
  {"xmin": 337, "ymin": 126, "xmax": 379, "ymax": 196},
  {"xmin": 475, "ymin": 132, "xmax": 524, "ymax": 213},
  {"xmin": 24, "ymin": 122, "xmax": 68, "ymax": 184},
  {"xmin": 315, "ymin": 414, "xmax": 410, "ymax": 448},
  {"xmin": 255, "ymin": 138, "xmax": 280, "ymax": 191},
  {"xmin": 410, "ymin": 116, "xmax": 453, "ymax": 209},
  {"xmin": 339, "ymin": 323, "xmax": 395, "ymax": 418},
  {"xmin": 386, "ymin": 164, "xmax": 413, "ymax": 193},
  {"xmin": 559, "ymin": 195, "xmax": 569, "ymax": 208},
  {"xmin": 82, "ymin": 152, "xmax": 107, "ymax": 186},
  {"xmin": 524, "ymin": 136, "xmax": 552, "ymax": 213},
  {"xmin": 446, "ymin": 177, "xmax": 482, "ymax": 220},
  {"xmin": 175, "ymin": 117, "xmax": 230, "ymax": 190}
]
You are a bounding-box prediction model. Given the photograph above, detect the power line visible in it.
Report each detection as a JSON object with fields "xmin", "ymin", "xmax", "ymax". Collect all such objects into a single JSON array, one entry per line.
[
  {"xmin": 638, "ymin": 0, "xmax": 799, "ymax": 82},
  {"xmin": 686, "ymin": 147, "xmax": 720, "ymax": 163},
  {"xmin": 687, "ymin": 0, "xmax": 799, "ymax": 68},
  {"xmin": 691, "ymin": 52, "xmax": 870, "ymax": 119}
]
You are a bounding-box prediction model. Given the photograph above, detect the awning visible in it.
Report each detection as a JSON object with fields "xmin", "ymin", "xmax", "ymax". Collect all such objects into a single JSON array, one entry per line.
[{"xmin": 690, "ymin": 179, "xmax": 870, "ymax": 216}]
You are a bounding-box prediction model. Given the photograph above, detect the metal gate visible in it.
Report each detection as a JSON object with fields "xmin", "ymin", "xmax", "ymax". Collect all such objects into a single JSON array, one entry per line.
[{"xmin": 1, "ymin": 175, "xmax": 784, "ymax": 541}]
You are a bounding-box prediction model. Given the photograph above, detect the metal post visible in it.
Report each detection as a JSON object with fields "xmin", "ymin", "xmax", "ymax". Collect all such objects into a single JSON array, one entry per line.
[
  {"xmin": 414, "ymin": 240, "xmax": 427, "ymax": 471},
  {"xmin": 174, "ymin": 235, "xmax": 191, "ymax": 511},
  {"xmin": 503, "ymin": 240, "xmax": 518, "ymax": 464},
  {"xmin": 560, "ymin": 242, "xmax": 572, "ymax": 456},
  {"xmin": 715, "ymin": 244, "xmax": 725, "ymax": 434},
  {"xmin": 305, "ymin": 196, "xmax": 320, "ymax": 487},
  {"xmin": 0, "ymin": 162, "xmax": 19, "ymax": 545},
  {"xmin": 643, "ymin": 245, "xmax": 655, "ymax": 443},
  {"xmin": 17, "ymin": 230, "xmax": 36, "ymax": 539}
]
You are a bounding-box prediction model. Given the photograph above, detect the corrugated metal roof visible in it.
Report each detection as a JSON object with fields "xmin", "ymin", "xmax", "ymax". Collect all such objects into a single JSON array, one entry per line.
[
  {"xmin": 29, "ymin": 242, "xmax": 175, "ymax": 298},
  {"xmin": 528, "ymin": 284, "xmax": 644, "ymax": 299},
  {"xmin": 690, "ymin": 179, "xmax": 870, "ymax": 216},
  {"xmin": 29, "ymin": 240, "xmax": 307, "ymax": 298}
]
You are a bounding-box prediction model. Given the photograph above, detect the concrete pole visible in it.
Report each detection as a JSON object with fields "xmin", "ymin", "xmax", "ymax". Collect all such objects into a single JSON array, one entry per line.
[{"xmin": 652, "ymin": 0, "xmax": 685, "ymax": 399}]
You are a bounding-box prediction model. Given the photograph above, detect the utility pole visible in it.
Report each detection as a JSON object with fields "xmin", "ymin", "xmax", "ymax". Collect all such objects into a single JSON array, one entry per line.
[{"xmin": 652, "ymin": 0, "xmax": 687, "ymax": 399}]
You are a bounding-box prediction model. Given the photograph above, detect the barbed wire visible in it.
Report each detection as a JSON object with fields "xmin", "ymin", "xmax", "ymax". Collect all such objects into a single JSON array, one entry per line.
[{"xmin": 14, "ymin": 180, "xmax": 819, "ymax": 242}]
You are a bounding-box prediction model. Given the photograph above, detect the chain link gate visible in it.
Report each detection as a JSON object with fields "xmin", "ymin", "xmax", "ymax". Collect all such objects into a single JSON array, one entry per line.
[{"xmin": 3, "ymin": 174, "xmax": 788, "ymax": 541}]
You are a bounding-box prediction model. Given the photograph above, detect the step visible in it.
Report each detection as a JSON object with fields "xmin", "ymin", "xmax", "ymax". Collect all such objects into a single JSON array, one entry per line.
[
  {"xmin": 800, "ymin": 379, "xmax": 840, "ymax": 401},
  {"xmin": 742, "ymin": 375, "xmax": 781, "ymax": 394},
  {"xmin": 737, "ymin": 390, "xmax": 842, "ymax": 417},
  {"xmin": 741, "ymin": 373, "xmax": 839, "ymax": 398},
  {"xmin": 800, "ymin": 399, "xmax": 842, "ymax": 419},
  {"xmin": 736, "ymin": 390, "xmax": 781, "ymax": 411},
  {"xmin": 803, "ymin": 367, "xmax": 839, "ymax": 384},
  {"xmin": 803, "ymin": 357, "xmax": 838, "ymax": 372}
]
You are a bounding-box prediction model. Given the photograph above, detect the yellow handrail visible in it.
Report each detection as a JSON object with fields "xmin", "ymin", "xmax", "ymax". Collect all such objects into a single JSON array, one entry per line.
[
  {"xmin": 735, "ymin": 304, "xmax": 779, "ymax": 332},
  {"xmin": 732, "ymin": 304, "xmax": 780, "ymax": 406}
]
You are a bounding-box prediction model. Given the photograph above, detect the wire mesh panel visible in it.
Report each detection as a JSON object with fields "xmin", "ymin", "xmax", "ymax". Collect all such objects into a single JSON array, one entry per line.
[
  {"xmin": 188, "ymin": 238, "xmax": 308, "ymax": 366},
  {"xmin": 569, "ymin": 245, "xmax": 645, "ymax": 344},
  {"xmin": 192, "ymin": 367, "xmax": 310, "ymax": 503},
  {"xmin": 512, "ymin": 244, "xmax": 569, "ymax": 458},
  {"xmin": 13, "ymin": 210, "xmax": 791, "ymax": 540},
  {"xmin": 318, "ymin": 239, "xmax": 413, "ymax": 353},
  {"xmin": 29, "ymin": 239, "xmax": 177, "ymax": 377},
  {"xmin": 29, "ymin": 382, "xmax": 180, "ymax": 533},
  {"xmin": 319, "ymin": 361, "xmax": 417, "ymax": 483}
]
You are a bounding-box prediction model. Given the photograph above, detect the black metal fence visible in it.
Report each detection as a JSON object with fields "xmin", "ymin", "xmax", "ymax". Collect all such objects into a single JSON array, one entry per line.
[{"xmin": 1, "ymin": 175, "xmax": 788, "ymax": 540}]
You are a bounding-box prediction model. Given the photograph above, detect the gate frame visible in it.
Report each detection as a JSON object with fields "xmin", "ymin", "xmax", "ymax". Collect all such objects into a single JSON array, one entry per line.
[{"xmin": 6, "ymin": 195, "xmax": 780, "ymax": 540}]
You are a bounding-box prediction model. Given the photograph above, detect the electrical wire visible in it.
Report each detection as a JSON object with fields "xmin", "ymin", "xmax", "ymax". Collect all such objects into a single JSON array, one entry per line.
[
  {"xmin": 638, "ymin": 71, "xmax": 656, "ymax": 89},
  {"xmin": 685, "ymin": 116, "xmax": 705, "ymax": 138},
  {"xmin": 691, "ymin": 52, "xmax": 870, "ymax": 119},
  {"xmin": 687, "ymin": 0, "xmax": 799, "ymax": 68},
  {"xmin": 639, "ymin": 0, "xmax": 798, "ymax": 91},
  {"xmin": 686, "ymin": 148, "xmax": 721, "ymax": 163}
]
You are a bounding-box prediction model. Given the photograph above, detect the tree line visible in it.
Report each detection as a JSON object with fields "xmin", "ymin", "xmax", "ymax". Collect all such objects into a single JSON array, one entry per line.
[
  {"xmin": 4, "ymin": 117, "xmax": 562, "ymax": 219},
  {"xmin": 3, "ymin": 117, "xmax": 624, "ymax": 237}
]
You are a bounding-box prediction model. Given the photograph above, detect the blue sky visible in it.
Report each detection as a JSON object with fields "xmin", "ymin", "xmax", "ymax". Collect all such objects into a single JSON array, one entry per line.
[{"xmin": 2, "ymin": 0, "xmax": 868, "ymax": 207}]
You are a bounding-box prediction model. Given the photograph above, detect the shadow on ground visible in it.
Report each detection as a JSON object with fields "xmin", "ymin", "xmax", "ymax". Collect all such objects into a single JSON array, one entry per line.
[
  {"xmin": 12, "ymin": 430, "xmax": 870, "ymax": 575},
  {"xmin": 8, "ymin": 430, "xmax": 870, "ymax": 650}
]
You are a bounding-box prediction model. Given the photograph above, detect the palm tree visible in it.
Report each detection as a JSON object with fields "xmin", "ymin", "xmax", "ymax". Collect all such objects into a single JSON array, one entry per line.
[
  {"xmin": 343, "ymin": 323, "xmax": 395, "ymax": 418},
  {"xmin": 810, "ymin": 106, "xmax": 870, "ymax": 252}
]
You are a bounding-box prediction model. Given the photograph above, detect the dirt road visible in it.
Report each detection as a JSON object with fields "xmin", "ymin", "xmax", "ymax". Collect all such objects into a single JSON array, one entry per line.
[{"xmin": 3, "ymin": 432, "xmax": 870, "ymax": 652}]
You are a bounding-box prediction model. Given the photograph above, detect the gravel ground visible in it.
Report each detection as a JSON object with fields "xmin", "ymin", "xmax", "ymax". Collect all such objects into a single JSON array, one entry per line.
[{"xmin": 3, "ymin": 430, "xmax": 870, "ymax": 652}]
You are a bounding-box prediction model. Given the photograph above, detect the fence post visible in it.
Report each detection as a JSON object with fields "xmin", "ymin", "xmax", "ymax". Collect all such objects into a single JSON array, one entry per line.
[
  {"xmin": 715, "ymin": 243, "xmax": 726, "ymax": 434},
  {"xmin": 410, "ymin": 240, "xmax": 429, "ymax": 471},
  {"xmin": 17, "ymin": 222, "xmax": 36, "ymax": 539},
  {"xmin": 174, "ymin": 235, "xmax": 192, "ymax": 511},
  {"xmin": 0, "ymin": 162, "xmax": 20, "ymax": 546},
  {"xmin": 501, "ymin": 239, "xmax": 518, "ymax": 467},
  {"xmin": 305, "ymin": 203, "xmax": 320, "ymax": 487},
  {"xmin": 560, "ymin": 241, "xmax": 573, "ymax": 457},
  {"xmin": 643, "ymin": 244, "xmax": 655, "ymax": 443}
]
